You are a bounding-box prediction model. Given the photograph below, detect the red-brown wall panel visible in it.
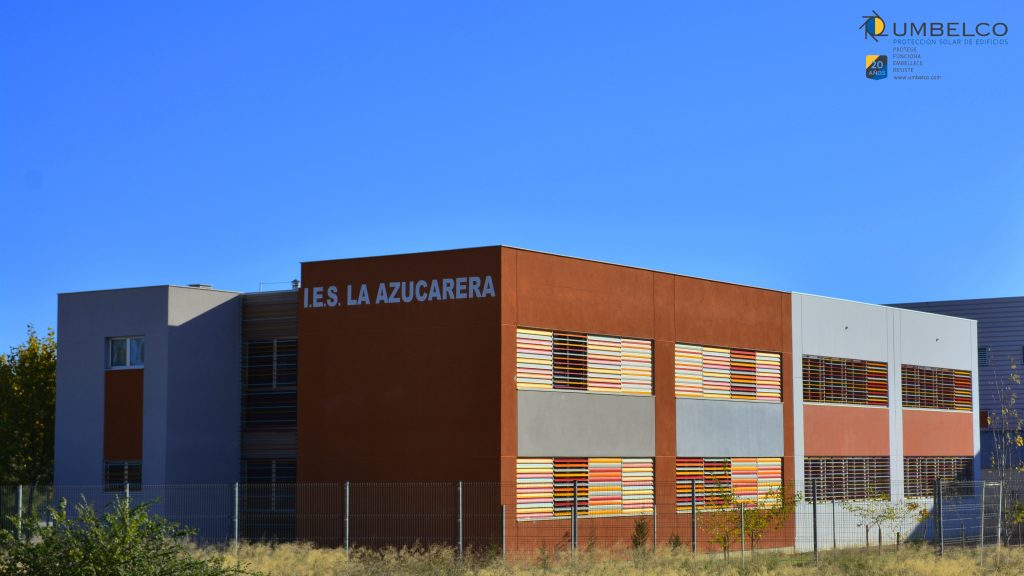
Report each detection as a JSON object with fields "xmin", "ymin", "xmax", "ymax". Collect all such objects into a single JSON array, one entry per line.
[
  {"xmin": 298, "ymin": 247, "xmax": 503, "ymax": 483},
  {"xmin": 803, "ymin": 405, "xmax": 889, "ymax": 456},
  {"xmin": 903, "ymin": 410, "xmax": 974, "ymax": 456},
  {"xmin": 513, "ymin": 250, "xmax": 655, "ymax": 338},
  {"xmin": 103, "ymin": 369, "xmax": 143, "ymax": 461},
  {"xmin": 673, "ymin": 276, "xmax": 789, "ymax": 352}
]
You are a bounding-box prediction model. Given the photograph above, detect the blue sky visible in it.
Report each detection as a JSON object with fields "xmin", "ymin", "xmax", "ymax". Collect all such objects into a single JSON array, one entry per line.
[{"xmin": 1, "ymin": 1, "xmax": 1022, "ymax": 350}]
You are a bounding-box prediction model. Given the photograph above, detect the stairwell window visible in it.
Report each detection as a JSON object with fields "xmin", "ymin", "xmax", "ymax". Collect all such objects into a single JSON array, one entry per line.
[{"xmin": 108, "ymin": 336, "xmax": 144, "ymax": 368}]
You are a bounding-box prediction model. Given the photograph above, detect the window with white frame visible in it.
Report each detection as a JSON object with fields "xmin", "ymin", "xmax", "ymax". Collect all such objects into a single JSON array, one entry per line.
[{"xmin": 108, "ymin": 336, "xmax": 145, "ymax": 368}]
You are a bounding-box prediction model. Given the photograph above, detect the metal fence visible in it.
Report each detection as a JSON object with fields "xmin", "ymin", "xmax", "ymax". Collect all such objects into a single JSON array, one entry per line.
[{"xmin": 1, "ymin": 480, "xmax": 1021, "ymax": 558}]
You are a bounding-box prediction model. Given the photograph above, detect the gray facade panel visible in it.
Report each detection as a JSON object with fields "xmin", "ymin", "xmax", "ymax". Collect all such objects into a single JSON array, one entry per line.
[
  {"xmin": 796, "ymin": 295, "xmax": 889, "ymax": 362},
  {"xmin": 897, "ymin": 308, "xmax": 974, "ymax": 371},
  {"xmin": 517, "ymin": 390, "xmax": 654, "ymax": 457},
  {"xmin": 165, "ymin": 288, "xmax": 241, "ymax": 484},
  {"xmin": 675, "ymin": 399, "xmax": 784, "ymax": 457}
]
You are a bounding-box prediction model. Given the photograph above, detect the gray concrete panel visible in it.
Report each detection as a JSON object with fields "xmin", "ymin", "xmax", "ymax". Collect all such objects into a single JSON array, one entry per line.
[
  {"xmin": 796, "ymin": 294, "xmax": 889, "ymax": 362},
  {"xmin": 517, "ymin": 390, "xmax": 654, "ymax": 457},
  {"xmin": 675, "ymin": 399, "xmax": 784, "ymax": 457},
  {"xmin": 165, "ymin": 287, "xmax": 241, "ymax": 484},
  {"xmin": 897, "ymin": 308, "xmax": 975, "ymax": 371}
]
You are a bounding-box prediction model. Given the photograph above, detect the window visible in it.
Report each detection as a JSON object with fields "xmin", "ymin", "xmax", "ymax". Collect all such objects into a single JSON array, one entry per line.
[
  {"xmin": 243, "ymin": 339, "xmax": 298, "ymax": 432},
  {"xmin": 802, "ymin": 355, "xmax": 888, "ymax": 406},
  {"xmin": 516, "ymin": 328, "xmax": 652, "ymax": 395},
  {"xmin": 904, "ymin": 457, "xmax": 973, "ymax": 497},
  {"xmin": 675, "ymin": 344, "xmax": 782, "ymax": 402},
  {"xmin": 901, "ymin": 364, "xmax": 971, "ymax": 411},
  {"xmin": 108, "ymin": 336, "xmax": 144, "ymax": 368},
  {"xmin": 979, "ymin": 347, "xmax": 989, "ymax": 367},
  {"xmin": 516, "ymin": 457, "xmax": 653, "ymax": 520},
  {"xmin": 803, "ymin": 457, "xmax": 890, "ymax": 501},
  {"xmin": 675, "ymin": 457, "xmax": 782, "ymax": 511},
  {"xmin": 103, "ymin": 461, "xmax": 142, "ymax": 492}
]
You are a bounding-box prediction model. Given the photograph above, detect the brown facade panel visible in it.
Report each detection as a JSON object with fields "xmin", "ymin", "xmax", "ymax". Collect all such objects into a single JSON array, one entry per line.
[
  {"xmin": 803, "ymin": 404, "xmax": 890, "ymax": 456},
  {"xmin": 673, "ymin": 276, "xmax": 789, "ymax": 352},
  {"xmin": 298, "ymin": 247, "xmax": 503, "ymax": 484},
  {"xmin": 513, "ymin": 249, "xmax": 655, "ymax": 338},
  {"xmin": 103, "ymin": 369, "xmax": 144, "ymax": 461},
  {"xmin": 903, "ymin": 410, "xmax": 975, "ymax": 456}
]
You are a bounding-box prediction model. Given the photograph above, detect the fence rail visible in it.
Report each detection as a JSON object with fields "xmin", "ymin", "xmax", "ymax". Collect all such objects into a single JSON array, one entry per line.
[{"xmin": 2, "ymin": 480, "xmax": 1022, "ymax": 558}]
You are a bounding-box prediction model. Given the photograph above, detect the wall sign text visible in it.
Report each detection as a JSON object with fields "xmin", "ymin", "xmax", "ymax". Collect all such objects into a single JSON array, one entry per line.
[{"xmin": 303, "ymin": 275, "xmax": 496, "ymax": 308}]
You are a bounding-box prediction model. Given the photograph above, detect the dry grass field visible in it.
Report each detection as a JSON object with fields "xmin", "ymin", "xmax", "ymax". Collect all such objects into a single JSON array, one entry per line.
[{"xmin": 195, "ymin": 543, "xmax": 1024, "ymax": 576}]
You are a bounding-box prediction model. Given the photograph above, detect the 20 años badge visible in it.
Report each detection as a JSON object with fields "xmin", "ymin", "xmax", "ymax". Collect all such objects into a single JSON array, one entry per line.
[{"xmin": 865, "ymin": 54, "xmax": 888, "ymax": 80}]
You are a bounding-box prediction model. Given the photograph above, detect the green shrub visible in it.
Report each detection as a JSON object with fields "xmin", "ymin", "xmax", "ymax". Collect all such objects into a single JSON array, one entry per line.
[
  {"xmin": 629, "ymin": 517, "xmax": 649, "ymax": 551},
  {"xmin": 667, "ymin": 533, "xmax": 682, "ymax": 552},
  {"xmin": 0, "ymin": 496, "xmax": 255, "ymax": 576}
]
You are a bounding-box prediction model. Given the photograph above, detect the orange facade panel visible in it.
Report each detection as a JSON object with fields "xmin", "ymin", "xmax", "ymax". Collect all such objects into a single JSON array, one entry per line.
[
  {"xmin": 803, "ymin": 404, "xmax": 889, "ymax": 456},
  {"xmin": 513, "ymin": 249, "xmax": 656, "ymax": 338},
  {"xmin": 903, "ymin": 409, "xmax": 975, "ymax": 456},
  {"xmin": 103, "ymin": 369, "xmax": 143, "ymax": 461}
]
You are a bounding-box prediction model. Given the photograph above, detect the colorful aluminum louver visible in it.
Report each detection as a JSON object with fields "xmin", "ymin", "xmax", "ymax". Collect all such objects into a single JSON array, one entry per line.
[
  {"xmin": 515, "ymin": 457, "xmax": 654, "ymax": 520},
  {"xmin": 901, "ymin": 364, "xmax": 972, "ymax": 411},
  {"xmin": 803, "ymin": 457, "xmax": 890, "ymax": 500},
  {"xmin": 802, "ymin": 356, "xmax": 889, "ymax": 407},
  {"xmin": 516, "ymin": 328, "xmax": 652, "ymax": 395},
  {"xmin": 674, "ymin": 344, "xmax": 781, "ymax": 402},
  {"xmin": 674, "ymin": 457, "xmax": 783, "ymax": 511},
  {"xmin": 904, "ymin": 456, "xmax": 973, "ymax": 497}
]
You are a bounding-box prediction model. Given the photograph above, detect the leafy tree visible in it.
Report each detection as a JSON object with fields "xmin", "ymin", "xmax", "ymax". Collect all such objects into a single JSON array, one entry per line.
[
  {"xmin": 0, "ymin": 497, "xmax": 256, "ymax": 576},
  {"xmin": 0, "ymin": 326, "xmax": 56, "ymax": 486},
  {"xmin": 741, "ymin": 487, "xmax": 799, "ymax": 551},
  {"xmin": 842, "ymin": 490, "xmax": 927, "ymax": 546},
  {"xmin": 703, "ymin": 488, "xmax": 799, "ymax": 557},
  {"xmin": 702, "ymin": 493, "xmax": 741, "ymax": 557}
]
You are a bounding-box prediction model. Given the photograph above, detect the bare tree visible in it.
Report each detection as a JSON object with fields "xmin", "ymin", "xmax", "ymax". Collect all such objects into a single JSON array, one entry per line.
[{"xmin": 989, "ymin": 353, "xmax": 1024, "ymax": 543}]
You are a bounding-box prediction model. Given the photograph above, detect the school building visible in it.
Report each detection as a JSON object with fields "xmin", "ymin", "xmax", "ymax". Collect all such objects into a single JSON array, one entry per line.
[{"xmin": 54, "ymin": 246, "xmax": 980, "ymax": 550}]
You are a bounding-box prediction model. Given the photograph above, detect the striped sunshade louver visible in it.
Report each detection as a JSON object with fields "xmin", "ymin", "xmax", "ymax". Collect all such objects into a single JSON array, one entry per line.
[
  {"xmin": 675, "ymin": 457, "xmax": 783, "ymax": 512},
  {"xmin": 674, "ymin": 343, "xmax": 782, "ymax": 402},
  {"xmin": 515, "ymin": 457, "xmax": 654, "ymax": 520},
  {"xmin": 901, "ymin": 364, "xmax": 972, "ymax": 411},
  {"xmin": 516, "ymin": 328, "xmax": 652, "ymax": 395},
  {"xmin": 802, "ymin": 356, "xmax": 889, "ymax": 407}
]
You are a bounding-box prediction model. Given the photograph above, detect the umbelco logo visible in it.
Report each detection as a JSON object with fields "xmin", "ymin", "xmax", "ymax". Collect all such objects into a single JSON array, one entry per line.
[
  {"xmin": 861, "ymin": 10, "xmax": 886, "ymax": 41},
  {"xmin": 860, "ymin": 10, "xmax": 1008, "ymax": 39}
]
